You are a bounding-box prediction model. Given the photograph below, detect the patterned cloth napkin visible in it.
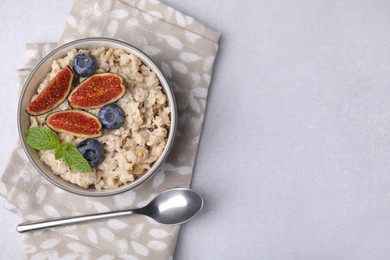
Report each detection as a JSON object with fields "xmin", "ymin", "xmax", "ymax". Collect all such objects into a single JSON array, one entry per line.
[{"xmin": 0, "ymin": 0, "xmax": 220, "ymax": 258}]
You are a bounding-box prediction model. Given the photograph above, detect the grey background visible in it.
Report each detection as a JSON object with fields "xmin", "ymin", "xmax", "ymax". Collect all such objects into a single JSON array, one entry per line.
[{"xmin": 1, "ymin": 0, "xmax": 390, "ymax": 259}]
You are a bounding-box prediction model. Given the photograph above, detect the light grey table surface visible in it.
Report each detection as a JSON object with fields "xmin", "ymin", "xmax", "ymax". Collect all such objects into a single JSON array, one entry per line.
[{"xmin": 2, "ymin": 0, "xmax": 390, "ymax": 259}]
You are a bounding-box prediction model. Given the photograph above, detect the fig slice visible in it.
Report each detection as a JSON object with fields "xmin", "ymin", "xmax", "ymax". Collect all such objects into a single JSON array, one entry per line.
[
  {"xmin": 26, "ymin": 66, "xmax": 74, "ymax": 115},
  {"xmin": 46, "ymin": 110, "xmax": 102, "ymax": 138},
  {"xmin": 68, "ymin": 73, "xmax": 125, "ymax": 109}
]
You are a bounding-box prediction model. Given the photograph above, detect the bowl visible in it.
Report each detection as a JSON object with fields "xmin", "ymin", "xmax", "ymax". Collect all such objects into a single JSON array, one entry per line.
[{"xmin": 18, "ymin": 37, "xmax": 177, "ymax": 197}]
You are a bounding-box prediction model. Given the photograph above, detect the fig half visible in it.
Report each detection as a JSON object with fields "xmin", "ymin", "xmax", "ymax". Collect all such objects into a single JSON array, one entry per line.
[
  {"xmin": 68, "ymin": 73, "xmax": 125, "ymax": 109},
  {"xmin": 26, "ymin": 66, "xmax": 74, "ymax": 115},
  {"xmin": 46, "ymin": 110, "xmax": 102, "ymax": 138}
]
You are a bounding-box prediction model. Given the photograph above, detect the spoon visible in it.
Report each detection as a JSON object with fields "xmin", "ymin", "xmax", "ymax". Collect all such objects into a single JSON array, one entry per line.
[{"xmin": 16, "ymin": 187, "xmax": 204, "ymax": 233}]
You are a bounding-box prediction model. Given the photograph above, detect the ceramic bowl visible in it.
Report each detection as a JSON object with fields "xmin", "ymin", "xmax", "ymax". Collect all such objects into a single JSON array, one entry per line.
[{"xmin": 18, "ymin": 37, "xmax": 177, "ymax": 196}]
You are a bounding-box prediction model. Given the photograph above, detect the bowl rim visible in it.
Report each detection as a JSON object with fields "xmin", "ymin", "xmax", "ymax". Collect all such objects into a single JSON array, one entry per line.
[{"xmin": 17, "ymin": 37, "xmax": 177, "ymax": 197}]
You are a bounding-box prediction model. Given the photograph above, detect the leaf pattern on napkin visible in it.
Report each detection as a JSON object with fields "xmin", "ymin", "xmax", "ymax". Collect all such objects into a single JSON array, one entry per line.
[{"xmin": 1, "ymin": 0, "xmax": 220, "ymax": 259}]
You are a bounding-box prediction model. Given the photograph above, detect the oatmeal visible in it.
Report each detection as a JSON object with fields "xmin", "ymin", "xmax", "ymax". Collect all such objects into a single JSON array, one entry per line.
[{"xmin": 29, "ymin": 47, "xmax": 171, "ymax": 189}]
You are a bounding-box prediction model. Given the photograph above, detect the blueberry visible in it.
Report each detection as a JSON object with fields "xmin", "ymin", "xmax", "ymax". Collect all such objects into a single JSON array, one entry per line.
[
  {"xmin": 72, "ymin": 53, "xmax": 97, "ymax": 77},
  {"xmin": 98, "ymin": 104, "xmax": 125, "ymax": 129},
  {"xmin": 77, "ymin": 139, "xmax": 104, "ymax": 167}
]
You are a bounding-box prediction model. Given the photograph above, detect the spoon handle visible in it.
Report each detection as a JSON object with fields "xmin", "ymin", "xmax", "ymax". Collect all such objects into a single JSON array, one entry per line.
[{"xmin": 16, "ymin": 210, "xmax": 136, "ymax": 233}]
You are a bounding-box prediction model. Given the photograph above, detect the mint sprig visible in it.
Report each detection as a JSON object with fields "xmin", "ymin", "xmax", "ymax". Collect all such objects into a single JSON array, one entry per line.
[
  {"xmin": 62, "ymin": 144, "xmax": 92, "ymax": 173},
  {"xmin": 26, "ymin": 126, "xmax": 60, "ymax": 150},
  {"xmin": 26, "ymin": 127, "xmax": 92, "ymax": 173},
  {"xmin": 55, "ymin": 142, "xmax": 72, "ymax": 160}
]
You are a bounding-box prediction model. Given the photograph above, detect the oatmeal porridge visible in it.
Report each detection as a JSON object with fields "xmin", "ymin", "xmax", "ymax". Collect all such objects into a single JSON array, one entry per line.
[{"xmin": 28, "ymin": 47, "xmax": 171, "ymax": 189}]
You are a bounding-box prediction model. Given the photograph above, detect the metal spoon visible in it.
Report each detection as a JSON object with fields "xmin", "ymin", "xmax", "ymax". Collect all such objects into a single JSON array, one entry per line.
[{"xmin": 16, "ymin": 187, "xmax": 204, "ymax": 233}]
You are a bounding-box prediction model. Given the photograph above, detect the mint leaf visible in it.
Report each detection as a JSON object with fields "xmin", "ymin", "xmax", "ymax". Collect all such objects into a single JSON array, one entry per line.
[
  {"xmin": 63, "ymin": 145, "xmax": 92, "ymax": 173},
  {"xmin": 26, "ymin": 126, "xmax": 92, "ymax": 173},
  {"xmin": 55, "ymin": 142, "xmax": 72, "ymax": 159},
  {"xmin": 26, "ymin": 126, "xmax": 60, "ymax": 151}
]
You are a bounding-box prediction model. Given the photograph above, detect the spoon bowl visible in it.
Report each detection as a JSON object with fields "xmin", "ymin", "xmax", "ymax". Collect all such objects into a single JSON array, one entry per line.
[
  {"xmin": 16, "ymin": 188, "xmax": 204, "ymax": 233},
  {"xmin": 138, "ymin": 187, "xmax": 204, "ymax": 225}
]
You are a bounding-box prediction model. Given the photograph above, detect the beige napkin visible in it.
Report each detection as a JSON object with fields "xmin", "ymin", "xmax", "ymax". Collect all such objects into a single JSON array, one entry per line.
[{"xmin": 0, "ymin": 0, "xmax": 220, "ymax": 258}]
